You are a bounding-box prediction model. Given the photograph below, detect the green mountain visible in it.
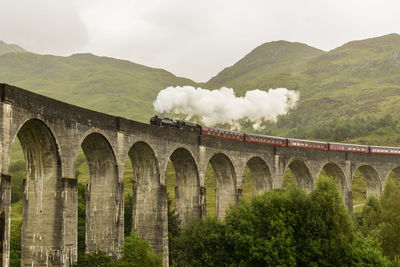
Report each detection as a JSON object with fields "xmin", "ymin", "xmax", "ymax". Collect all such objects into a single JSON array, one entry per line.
[
  {"xmin": 205, "ymin": 33, "xmax": 400, "ymax": 144},
  {"xmin": 1, "ymin": 34, "xmax": 400, "ymax": 144},
  {"xmin": 206, "ymin": 40, "xmax": 325, "ymax": 94},
  {"xmin": 0, "ymin": 40, "xmax": 26, "ymax": 56},
  {"xmin": 0, "ymin": 52, "xmax": 196, "ymax": 122}
]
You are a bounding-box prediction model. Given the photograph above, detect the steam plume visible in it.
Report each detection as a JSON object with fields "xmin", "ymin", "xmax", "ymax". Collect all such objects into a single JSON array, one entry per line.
[{"xmin": 153, "ymin": 86, "xmax": 299, "ymax": 128}]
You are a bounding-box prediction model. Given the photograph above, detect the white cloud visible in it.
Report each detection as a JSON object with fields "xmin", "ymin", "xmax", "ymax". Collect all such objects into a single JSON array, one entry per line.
[{"xmin": 153, "ymin": 86, "xmax": 299, "ymax": 128}]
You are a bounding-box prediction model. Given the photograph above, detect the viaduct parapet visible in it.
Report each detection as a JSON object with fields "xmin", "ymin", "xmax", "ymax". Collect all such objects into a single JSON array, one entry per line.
[{"xmin": 0, "ymin": 83, "xmax": 399, "ymax": 266}]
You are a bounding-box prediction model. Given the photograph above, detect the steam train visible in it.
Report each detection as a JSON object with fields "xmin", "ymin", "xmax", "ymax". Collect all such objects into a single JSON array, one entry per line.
[{"xmin": 150, "ymin": 116, "xmax": 400, "ymax": 155}]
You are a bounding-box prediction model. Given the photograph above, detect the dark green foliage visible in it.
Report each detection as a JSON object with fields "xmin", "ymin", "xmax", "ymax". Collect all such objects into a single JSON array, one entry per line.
[
  {"xmin": 77, "ymin": 232, "xmax": 162, "ymax": 267},
  {"xmin": 124, "ymin": 193, "xmax": 133, "ymax": 237},
  {"xmin": 226, "ymin": 188, "xmax": 308, "ymax": 266},
  {"xmin": 170, "ymin": 218, "xmax": 232, "ymax": 267},
  {"xmin": 171, "ymin": 178, "xmax": 380, "ymax": 266},
  {"xmin": 77, "ymin": 183, "xmax": 86, "ymax": 255},
  {"xmin": 114, "ymin": 231, "xmax": 163, "ymax": 267},
  {"xmin": 77, "ymin": 250, "xmax": 113, "ymax": 266},
  {"xmin": 9, "ymin": 222, "xmax": 21, "ymax": 267},
  {"xmin": 357, "ymin": 195, "xmax": 382, "ymax": 236},
  {"xmin": 379, "ymin": 178, "xmax": 400, "ymax": 259},
  {"xmin": 356, "ymin": 177, "xmax": 400, "ymax": 262},
  {"xmin": 351, "ymin": 233, "xmax": 391, "ymax": 266},
  {"xmin": 167, "ymin": 195, "xmax": 181, "ymax": 266},
  {"xmin": 309, "ymin": 177, "xmax": 353, "ymax": 265}
]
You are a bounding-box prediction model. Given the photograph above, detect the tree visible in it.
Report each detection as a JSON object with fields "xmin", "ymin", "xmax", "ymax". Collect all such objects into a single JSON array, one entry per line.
[
  {"xmin": 115, "ymin": 231, "xmax": 163, "ymax": 267},
  {"xmin": 167, "ymin": 194, "xmax": 181, "ymax": 266},
  {"xmin": 351, "ymin": 233, "xmax": 390, "ymax": 266},
  {"xmin": 170, "ymin": 178, "xmax": 389, "ymax": 266},
  {"xmin": 379, "ymin": 177, "xmax": 400, "ymax": 259},
  {"xmin": 357, "ymin": 195, "xmax": 382, "ymax": 238},
  {"xmin": 77, "ymin": 251, "xmax": 113, "ymax": 266},
  {"xmin": 309, "ymin": 177, "xmax": 354, "ymax": 265},
  {"xmin": 170, "ymin": 218, "xmax": 232, "ymax": 267}
]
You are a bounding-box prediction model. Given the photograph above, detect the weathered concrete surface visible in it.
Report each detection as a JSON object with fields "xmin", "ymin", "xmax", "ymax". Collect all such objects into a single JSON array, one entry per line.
[
  {"xmin": 82, "ymin": 133, "xmax": 123, "ymax": 259},
  {"xmin": 170, "ymin": 148, "xmax": 201, "ymax": 227},
  {"xmin": 0, "ymin": 174, "xmax": 10, "ymax": 267},
  {"xmin": 19, "ymin": 119, "xmax": 64, "ymax": 266},
  {"xmin": 1, "ymin": 83, "xmax": 400, "ymax": 266},
  {"xmin": 61, "ymin": 178, "xmax": 78, "ymax": 266}
]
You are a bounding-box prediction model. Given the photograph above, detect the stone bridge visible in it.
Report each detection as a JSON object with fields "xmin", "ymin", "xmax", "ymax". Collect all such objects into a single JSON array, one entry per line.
[{"xmin": 0, "ymin": 83, "xmax": 399, "ymax": 266}]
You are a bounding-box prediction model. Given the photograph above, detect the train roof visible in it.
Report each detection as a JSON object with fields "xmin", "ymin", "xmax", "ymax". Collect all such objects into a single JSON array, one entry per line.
[
  {"xmin": 246, "ymin": 133, "xmax": 286, "ymax": 139},
  {"xmin": 288, "ymin": 138, "xmax": 328, "ymax": 144},
  {"xmin": 202, "ymin": 126, "xmax": 243, "ymax": 134},
  {"xmin": 370, "ymin": 145, "xmax": 400, "ymax": 149},
  {"xmin": 329, "ymin": 142, "xmax": 369, "ymax": 147}
]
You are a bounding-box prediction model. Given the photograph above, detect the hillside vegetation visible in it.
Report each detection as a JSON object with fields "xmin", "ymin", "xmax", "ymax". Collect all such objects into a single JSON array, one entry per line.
[
  {"xmin": 0, "ymin": 51, "xmax": 196, "ymax": 122},
  {"xmin": 1, "ymin": 34, "xmax": 400, "ymax": 145},
  {"xmin": 0, "ymin": 40, "xmax": 25, "ymax": 56},
  {"xmin": 206, "ymin": 33, "xmax": 400, "ymax": 145}
]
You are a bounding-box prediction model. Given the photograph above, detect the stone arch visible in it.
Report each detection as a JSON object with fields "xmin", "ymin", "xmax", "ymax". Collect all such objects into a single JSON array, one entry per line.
[
  {"xmin": 354, "ymin": 165, "xmax": 381, "ymax": 198},
  {"xmin": 385, "ymin": 166, "xmax": 400, "ymax": 186},
  {"xmin": 319, "ymin": 163, "xmax": 349, "ymax": 207},
  {"xmin": 3, "ymin": 116, "xmax": 62, "ymax": 174},
  {"xmin": 168, "ymin": 148, "xmax": 201, "ymax": 227},
  {"xmin": 285, "ymin": 159, "xmax": 313, "ymax": 191},
  {"xmin": 72, "ymin": 129, "xmax": 116, "ymax": 177},
  {"xmin": 81, "ymin": 132, "xmax": 122, "ymax": 259},
  {"xmin": 207, "ymin": 153, "xmax": 237, "ymax": 219},
  {"xmin": 129, "ymin": 141, "xmax": 166, "ymax": 256},
  {"xmin": 15, "ymin": 119, "xmax": 63, "ymax": 266},
  {"xmin": 242, "ymin": 157, "xmax": 272, "ymax": 195}
]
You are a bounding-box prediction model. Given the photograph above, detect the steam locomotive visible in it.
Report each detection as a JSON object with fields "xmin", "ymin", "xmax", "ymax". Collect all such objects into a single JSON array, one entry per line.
[{"xmin": 150, "ymin": 116, "xmax": 400, "ymax": 156}]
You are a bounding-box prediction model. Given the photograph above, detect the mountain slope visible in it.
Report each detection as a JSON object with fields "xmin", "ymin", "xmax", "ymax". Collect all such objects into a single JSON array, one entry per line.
[
  {"xmin": 0, "ymin": 52, "xmax": 197, "ymax": 122},
  {"xmin": 295, "ymin": 33, "xmax": 400, "ymax": 120},
  {"xmin": 1, "ymin": 34, "xmax": 400, "ymax": 143},
  {"xmin": 205, "ymin": 34, "xmax": 400, "ymax": 143},
  {"xmin": 0, "ymin": 40, "xmax": 26, "ymax": 56},
  {"xmin": 206, "ymin": 41, "xmax": 325, "ymax": 95}
]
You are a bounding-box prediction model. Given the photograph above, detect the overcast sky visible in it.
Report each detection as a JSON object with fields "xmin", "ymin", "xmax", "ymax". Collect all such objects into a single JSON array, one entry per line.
[{"xmin": 0, "ymin": 0, "xmax": 399, "ymax": 82}]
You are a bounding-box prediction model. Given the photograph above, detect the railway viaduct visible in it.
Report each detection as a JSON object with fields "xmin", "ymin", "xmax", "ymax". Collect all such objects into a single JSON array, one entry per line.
[{"xmin": 0, "ymin": 83, "xmax": 399, "ymax": 266}]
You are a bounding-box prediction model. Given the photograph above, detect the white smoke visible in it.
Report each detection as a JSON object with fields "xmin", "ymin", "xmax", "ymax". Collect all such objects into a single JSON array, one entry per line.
[{"xmin": 153, "ymin": 86, "xmax": 299, "ymax": 129}]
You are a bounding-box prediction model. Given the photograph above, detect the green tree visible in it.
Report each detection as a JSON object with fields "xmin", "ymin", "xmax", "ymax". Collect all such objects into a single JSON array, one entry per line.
[
  {"xmin": 351, "ymin": 233, "xmax": 390, "ymax": 266},
  {"xmin": 77, "ymin": 251, "xmax": 113, "ymax": 266},
  {"xmin": 167, "ymin": 195, "xmax": 181, "ymax": 266},
  {"xmin": 171, "ymin": 218, "xmax": 232, "ymax": 267},
  {"xmin": 115, "ymin": 231, "xmax": 163, "ymax": 267},
  {"xmin": 379, "ymin": 178, "xmax": 400, "ymax": 259},
  {"xmin": 357, "ymin": 195, "xmax": 382, "ymax": 238},
  {"xmin": 124, "ymin": 193, "xmax": 133, "ymax": 237},
  {"xmin": 309, "ymin": 177, "xmax": 353, "ymax": 265},
  {"xmin": 77, "ymin": 183, "xmax": 86, "ymax": 255}
]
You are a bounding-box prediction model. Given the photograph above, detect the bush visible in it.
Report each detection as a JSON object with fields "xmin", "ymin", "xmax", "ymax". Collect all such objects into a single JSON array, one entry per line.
[
  {"xmin": 351, "ymin": 233, "xmax": 391, "ymax": 266},
  {"xmin": 77, "ymin": 250, "xmax": 113, "ymax": 266},
  {"xmin": 170, "ymin": 178, "xmax": 388, "ymax": 266},
  {"xmin": 171, "ymin": 218, "xmax": 232, "ymax": 267},
  {"xmin": 115, "ymin": 231, "xmax": 163, "ymax": 267}
]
